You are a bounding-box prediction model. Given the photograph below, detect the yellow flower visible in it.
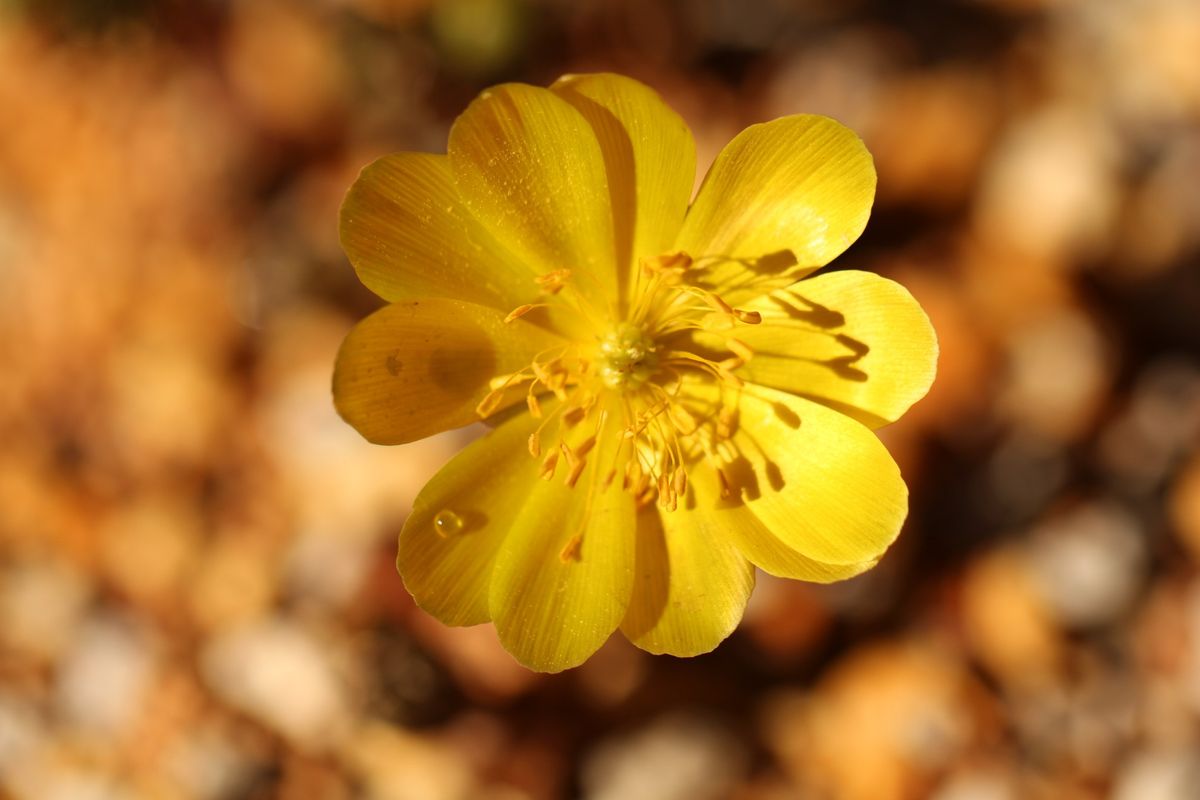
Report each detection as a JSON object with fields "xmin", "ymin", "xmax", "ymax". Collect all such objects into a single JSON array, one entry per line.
[{"xmin": 334, "ymin": 74, "xmax": 937, "ymax": 672}]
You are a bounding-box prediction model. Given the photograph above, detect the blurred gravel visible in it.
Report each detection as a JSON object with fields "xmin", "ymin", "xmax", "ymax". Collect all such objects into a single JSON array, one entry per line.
[{"xmin": 2, "ymin": 1, "xmax": 1199, "ymax": 798}]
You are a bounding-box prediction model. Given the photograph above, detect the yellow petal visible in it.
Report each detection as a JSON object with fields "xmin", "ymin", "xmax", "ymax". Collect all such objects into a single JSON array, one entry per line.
[
  {"xmin": 683, "ymin": 383, "xmax": 906, "ymax": 573},
  {"xmin": 620, "ymin": 502, "xmax": 754, "ymax": 657},
  {"xmin": 333, "ymin": 298, "xmax": 560, "ymax": 444},
  {"xmin": 551, "ymin": 73, "xmax": 696, "ymax": 302},
  {"xmin": 488, "ymin": 404, "xmax": 637, "ymax": 672},
  {"xmin": 340, "ymin": 153, "xmax": 537, "ymax": 311},
  {"xmin": 676, "ymin": 115, "xmax": 876, "ymax": 304},
  {"xmin": 707, "ymin": 270, "xmax": 937, "ymax": 428},
  {"xmin": 449, "ymin": 83, "xmax": 619, "ymax": 319},
  {"xmin": 688, "ymin": 464, "xmax": 881, "ymax": 583},
  {"xmin": 398, "ymin": 408, "xmax": 548, "ymax": 626}
]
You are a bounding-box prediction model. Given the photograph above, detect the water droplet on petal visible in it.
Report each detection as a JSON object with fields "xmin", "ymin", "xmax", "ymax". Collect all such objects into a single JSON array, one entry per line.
[{"xmin": 433, "ymin": 510, "xmax": 463, "ymax": 537}]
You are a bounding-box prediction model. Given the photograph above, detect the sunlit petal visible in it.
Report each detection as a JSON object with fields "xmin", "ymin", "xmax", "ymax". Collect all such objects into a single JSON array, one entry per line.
[
  {"xmin": 677, "ymin": 115, "xmax": 876, "ymax": 304},
  {"xmin": 449, "ymin": 83, "xmax": 620, "ymax": 319},
  {"xmin": 695, "ymin": 270, "xmax": 938, "ymax": 428},
  {"xmin": 620, "ymin": 502, "xmax": 754, "ymax": 656},
  {"xmin": 340, "ymin": 153, "xmax": 538, "ymax": 311},
  {"xmin": 489, "ymin": 405, "xmax": 637, "ymax": 672},
  {"xmin": 680, "ymin": 383, "xmax": 907, "ymax": 572},
  {"xmin": 398, "ymin": 409, "xmax": 546, "ymax": 626},
  {"xmin": 551, "ymin": 73, "xmax": 696, "ymax": 304}
]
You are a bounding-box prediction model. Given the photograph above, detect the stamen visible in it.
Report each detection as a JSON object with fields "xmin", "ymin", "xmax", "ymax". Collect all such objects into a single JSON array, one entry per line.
[
  {"xmin": 504, "ymin": 303, "xmax": 549, "ymax": 323},
  {"xmin": 526, "ymin": 391, "xmax": 542, "ymax": 418},
  {"xmin": 475, "ymin": 388, "xmax": 507, "ymax": 417},
  {"xmin": 536, "ymin": 268, "xmax": 572, "ymax": 294},
  {"xmin": 559, "ymin": 533, "xmax": 583, "ymax": 562}
]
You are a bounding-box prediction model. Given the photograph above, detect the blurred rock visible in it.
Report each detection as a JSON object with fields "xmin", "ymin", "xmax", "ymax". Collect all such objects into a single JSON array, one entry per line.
[
  {"xmin": 974, "ymin": 107, "xmax": 1119, "ymax": 263},
  {"xmin": 581, "ymin": 712, "xmax": 747, "ymax": 800},
  {"xmin": 99, "ymin": 492, "xmax": 200, "ymax": 609},
  {"xmin": 165, "ymin": 722, "xmax": 260, "ymax": 800},
  {"xmin": 341, "ymin": 720, "xmax": 476, "ymax": 800},
  {"xmin": 869, "ymin": 69, "xmax": 1000, "ymax": 210},
  {"xmin": 223, "ymin": 0, "xmax": 347, "ymax": 138},
  {"xmin": 1027, "ymin": 501, "xmax": 1146, "ymax": 628},
  {"xmin": 1113, "ymin": 747, "xmax": 1200, "ymax": 800},
  {"xmin": 998, "ymin": 308, "xmax": 1110, "ymax": 443},
  {"xmin": 0, "ymin": 557, "xmax": 90, "ymax": 663},
  {"xmin": 961, "ymin": 548, "xmax": 1061, "ymax": 688},
  {"xmin": 931, "ymin": 770, "xmax": 1017, "ymax": 800},
  {"xmin": 188, "ymin": 538, "xmax": 278, "ymax": 632},
  {"xmin": 0, "ymin": 693, "xmax": 45, "ymax": 790},
  {"xmin": 1168, "ymin": 455, "xmax": 1200, "ymax": 563},
  {"xmin": 1099, "ymin": 358, "xmax": 1200, "ymax": 493},
  {"xmin": 201, "ymin": 618, "xmax": 353, "ymax": 751},
  {"xmin": 763, "ymin": 641, "xmax": 975, "ymax": 800},
  {"xmin": 55, "ymin": 613, "xmax": 158, "ymax": 739}
]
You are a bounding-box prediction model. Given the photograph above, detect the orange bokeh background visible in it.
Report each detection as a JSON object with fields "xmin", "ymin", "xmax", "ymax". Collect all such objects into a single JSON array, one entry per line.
[{"xmin": 2, "ymin": 1, "xmax": 1200, "ymax": 798}]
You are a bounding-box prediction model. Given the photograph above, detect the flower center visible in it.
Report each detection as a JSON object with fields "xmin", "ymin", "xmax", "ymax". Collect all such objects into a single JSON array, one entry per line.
[
  {"xmin": 478, "ymin": 251, "xmax": 776, "ymax": 520},
  {"xmin": 597, "ymin": 323, "xmax": 658, "ymax": 389}
]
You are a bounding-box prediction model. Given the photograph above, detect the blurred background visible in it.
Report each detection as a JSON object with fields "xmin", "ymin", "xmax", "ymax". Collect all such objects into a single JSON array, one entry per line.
[{"xmin": 2, "ymin": 0, "xmax": 1200, "ymax": 798}]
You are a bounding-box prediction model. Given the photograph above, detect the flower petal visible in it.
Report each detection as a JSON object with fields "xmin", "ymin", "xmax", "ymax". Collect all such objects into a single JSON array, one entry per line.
[
  {"xmin": 676, "ymin": 115, "xmax": 876, "ymax": 304},
  {"xmin": 620, "ymin": 502, "xmax": 754, "ymax": 657},
  {"xmin": 687, "ymin": 465, "xmax": 881, "ymax": 583},
  {"xmin": 333, "ymin": 298, "xmax": 560, "ymax": 444},
  {"xmin": 682, "ymin": 383, "xmax": 907, "ymax": 572},
  {"xmin": 449, "ymin": 83, "xmax": 620, "ymax": 319},
  {"xmin": 551, "ymin": 73, "xmax": 696, "ymax": 301},
  {"xmin": 709, "ymin": 270, "xmax": 937, "ymax": 429},
  {"xmin": 488, "ymin": 405, "xmax": 637, "ymax": 672},
  {"xmin": 398, "ymin": 408, "xmax": 545, "ymax": 626},
  {"xmin": 339, "ymin": 153, "xmax": 537, "ymax": 311}
]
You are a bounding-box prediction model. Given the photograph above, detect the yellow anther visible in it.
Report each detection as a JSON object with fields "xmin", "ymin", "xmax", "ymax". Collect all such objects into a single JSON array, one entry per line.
[
  {"xmin": 475, "ymin": 388, "xmax": 506, "ymax": 417},
  {"xmin": 702, "ymin": 292, "xmax": 734, "ymax": 315},
  {"xmin": 564, "ymin": 458, "xmax": 587, "ymax": 488},
  {"xmin": 658, "ymin": 252, "xmax": 693, "ymax": 270},
  {"xmin": 733, "ymin": 309, "xmax": 762, "ymax": 324},
  {"xmin": 559, "ymin": 533, "xmax": 583, "ymax": 562},
  {"xmin": 562, "ymin": 405, "xmax": 587, "ymax": 427},
  {"xmin": 526, "ymin": 392, "xmax": 542, "ymax": 418},
  {"xmin": 540, "ymin": 452, "xmax": 559, "ymax": 480},
  {"xmin": 575, "ymin": 435, "xmax": 597, "ymax": 459},
  {"xmin": 504, "ymin": 303, "xmax": 549, "ymax": 323},
  {"xmin": 535, "ymin": 269, "xmax": 572, "ymax": 294},
  {"xmin": 528, "ymin": 432, "xmax": 541, "ymax": 458},
  {"xmin": 672, "ymin": 466, "xmax": 688, "ymax": 497}
]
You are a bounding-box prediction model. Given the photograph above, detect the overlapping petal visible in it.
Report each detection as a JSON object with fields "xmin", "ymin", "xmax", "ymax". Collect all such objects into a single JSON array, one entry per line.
[
  {"xmin": 398, "ymin": 408, "xmax": 546, "ymax": 626},
  {"xmin": 333, "ymin": 298, "xmax": 560, "ymax": 444},
  {"xmin": 551, "ymin": 73, "xmax": 696, "ymax": 304},
  {"xmin": 680, "ymin": 383, "xmax": 907, "ymax": 577},
  {"xmin": 340, "ymin": 153, "xmax": 537, "ymax": 312},
  {"xmin": 489, "ymin": 404, "xmax": 637, "ymax": 672},
  {"xmin": 676, "ymin": 115, "xmax": 876, "ymax": 305},
  {"xmin": 700, "ymin": 270, "xmax": 938, "ymax": 429},
  {"xmin": 687, "ymin": 466, "xmax": 878, "ymax": 583},
  {"xmin": 620, "ymin": 502, "xmax": 754, "ymax": 656},
  {"xmin": 449, "ymin": 83, "xmax": 620, "ymax": 319}
]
